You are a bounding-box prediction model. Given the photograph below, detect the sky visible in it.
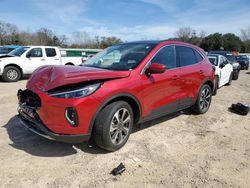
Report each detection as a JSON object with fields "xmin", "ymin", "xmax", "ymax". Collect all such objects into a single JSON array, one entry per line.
[{"xmin": 0, "ymin": 0, "xmax": 250, "ymax": 41}]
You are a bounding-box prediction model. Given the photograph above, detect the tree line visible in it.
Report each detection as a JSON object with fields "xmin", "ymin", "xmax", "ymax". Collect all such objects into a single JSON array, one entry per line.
[{"xmin": 0, "ymin": 20, "xmax": 250, "ymax": 52}]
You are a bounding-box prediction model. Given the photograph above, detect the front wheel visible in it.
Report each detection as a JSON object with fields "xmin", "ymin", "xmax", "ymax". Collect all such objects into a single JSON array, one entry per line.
[
  {"xmin": 193, "ymin": 84, "xmax": 212, "ymax": 114},
  {"xmin": 2, "ymin": 66, "xmax": 21, "ymax": 82},
  {"xmin": 94, "ymin": 101, "xmax": 133, "ymax": 151}
]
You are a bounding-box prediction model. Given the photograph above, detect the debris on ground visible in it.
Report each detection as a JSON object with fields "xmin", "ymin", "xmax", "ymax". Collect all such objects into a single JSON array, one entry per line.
[
  {"xmin": 230, "ymin": 103, "xmax": 249, "ymax": 116},
  {"xmin": 111, "ymin": 163, "xmax": 126, "ymax": 176}
]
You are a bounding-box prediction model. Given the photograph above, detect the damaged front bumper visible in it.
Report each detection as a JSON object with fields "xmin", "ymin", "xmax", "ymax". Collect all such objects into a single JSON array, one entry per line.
[{"xmin": 17, "ymin": 103, "xmax": 91, "ymax": 144}]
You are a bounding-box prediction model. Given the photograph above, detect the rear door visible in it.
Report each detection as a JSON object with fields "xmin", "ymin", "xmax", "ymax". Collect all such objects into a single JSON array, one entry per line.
[
  {"xmin": 141, "ymin": 45, "xmax": 181, "ymax": 119},
  {"xmin": 44, "ymin": 47, "xmax": 60, "ymax": 65},
  {"xmin": 176, "ymin": 45, "xmax": 205, "ymax": 109}
]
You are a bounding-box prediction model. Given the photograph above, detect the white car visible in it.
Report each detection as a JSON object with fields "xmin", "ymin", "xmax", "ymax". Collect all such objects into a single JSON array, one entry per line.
[
  {"xmin": 0, "ymin": 46, "xmax": 84, "ymax": 82},
  {"xmin": 208, "ymin": 54, "xmax": 233, "ymax": 92}
]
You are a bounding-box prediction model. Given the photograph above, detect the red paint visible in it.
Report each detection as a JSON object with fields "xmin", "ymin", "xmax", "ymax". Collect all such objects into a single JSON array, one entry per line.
[{"xmin": 25, "ymin": 41, "xmax": 214, "ymax": 135}]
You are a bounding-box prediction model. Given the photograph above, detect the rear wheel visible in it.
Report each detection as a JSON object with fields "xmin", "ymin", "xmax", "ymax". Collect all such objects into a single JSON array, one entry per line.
[
  {"xmin": 94, "ymin": 101, "xmax": 133, "ymax": 151},
  {"xmin": 2, "ymin": 66, "xmax": 21, "ymax": 82},
  {"xmin": 193, "ymin": 84, "xmax": 212, "ymax": 114}
]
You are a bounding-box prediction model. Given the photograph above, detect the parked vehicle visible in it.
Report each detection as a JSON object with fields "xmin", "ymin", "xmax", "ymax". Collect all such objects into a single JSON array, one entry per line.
[
  {"xmin": 228, "ymin": 59, "xmax": 241, "ymax": 80},
  {"xmin": 0, "ymin": 45, "xmax": 21, "ymax": 56},
  {"xmin": 17, "ymin": 41, "xmax": 215, "ymax": 151},
  {"xmin": 235, "ymin": 55, "xmax": 249, "ymax": 70},
  {"xmin": 60, "ymin": 48, "xmax": 102, "ymax": 65},
  {"xmin": 208, "ymin": 54, "xmax": 233, "ymax": 94},
  {"xmin": 0, "ymin": 46, "xmax": 99, "ymax": 82}
]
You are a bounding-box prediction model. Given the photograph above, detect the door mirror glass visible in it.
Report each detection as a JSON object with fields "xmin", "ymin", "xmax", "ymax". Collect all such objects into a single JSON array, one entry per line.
[{"xmin": 147, "ymin": 63, "xmax": 166, "ymax": 74}]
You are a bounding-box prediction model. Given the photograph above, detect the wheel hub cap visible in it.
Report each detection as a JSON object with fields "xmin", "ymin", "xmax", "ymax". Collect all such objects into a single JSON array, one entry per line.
[{"xmin": 109, "ymin": 108, "xmax": 131, "ymax": 145}]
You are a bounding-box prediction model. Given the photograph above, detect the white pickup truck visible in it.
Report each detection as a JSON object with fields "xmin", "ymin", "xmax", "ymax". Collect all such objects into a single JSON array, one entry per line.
[{"xmin": 0, "ymin": 46, "xmax": 87, "ymax": 82}]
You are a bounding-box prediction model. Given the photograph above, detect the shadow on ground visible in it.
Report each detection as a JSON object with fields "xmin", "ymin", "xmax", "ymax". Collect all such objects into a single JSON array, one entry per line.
[{"xmin": 3, "ymin": 110, "xmax": 190, "ymax": 157}]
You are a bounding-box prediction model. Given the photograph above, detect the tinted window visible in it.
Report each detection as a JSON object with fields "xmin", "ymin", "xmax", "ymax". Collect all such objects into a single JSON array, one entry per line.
[
  {"xmin": 151, "ymin": 45, "xmax": 176, "ymax": 69},
  {"xmin": 45, "ymin": 48, "xmax": 57, "ymax": 57},
  {"xmin": 28, "ymin": 48, "xmax": 43, "ymax": 57},
  {"xmin": 177, "ymin": 46, "xmax": 196, "ymax": 67},
  {"xmin": 208, "ymin": 57, "xmax": 217, "ymax": 66},
  {"xmin": 194, "ymin": 50, "xmax": 203, "ymax": 62}
]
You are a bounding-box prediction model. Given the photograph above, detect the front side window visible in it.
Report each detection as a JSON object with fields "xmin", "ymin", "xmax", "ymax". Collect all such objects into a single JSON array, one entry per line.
[
  {"xmin": 45, "ymin": 48, "xmax": 57, "ymax": 57},
  {"xmin": 83, "ymin": 43, "xmax": 157, "ymax": 70},
  {"xmin": 28, "ymin": 48, "xmax": 43, "ymax": 57},
  {"xmin": 177, "ymin": 46, "xmax": 196, "ymax": 67},
  {"xmin": 151, "ymin": 45, "xmax": 176, "ymax": 69}
]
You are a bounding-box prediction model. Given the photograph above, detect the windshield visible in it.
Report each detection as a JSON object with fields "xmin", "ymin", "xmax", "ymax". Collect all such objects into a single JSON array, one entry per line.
[
  {"xmin": 226, "ymin": 55, "xmax": 236, "ymax": 61},
  {"xmin": 82, "ymin": 43, "xmax": 157, "ymax": 70},
  {"xmin": 208, "ymin": 57, "xmax": 217, "ymax": 66},
  {"xmin": 9, "ymin": 47, "xmax": 30, "ymax": 56}
]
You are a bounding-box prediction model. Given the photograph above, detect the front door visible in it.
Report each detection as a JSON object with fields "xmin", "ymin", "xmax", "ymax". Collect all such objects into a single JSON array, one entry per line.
[
  {"xmin": 24, "ymin": 47, "xmax": 45, "ymax": 74},
  {"xmin": 141, "ymin": 45, "xmax": 181, "ymax": 120}
]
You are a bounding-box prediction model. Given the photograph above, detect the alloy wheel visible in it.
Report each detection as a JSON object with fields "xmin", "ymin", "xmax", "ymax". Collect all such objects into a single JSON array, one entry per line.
[
  {"xmin": 199, "ymin": 88, "xmax": 211, "ymax": 111},
  {"xmin": 109, "ymin": 108, "xmax": 131, "ymax": 145},
  {"xmin": 6, "ymin": 69, "xmax": 18, "ymax": 80}
]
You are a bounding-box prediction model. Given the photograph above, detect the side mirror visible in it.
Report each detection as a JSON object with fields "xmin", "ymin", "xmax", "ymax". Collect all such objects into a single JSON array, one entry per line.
[
  {"xmin": 147, "ymin": 63, "xmax": 166, "ymax": 74},
  {"xmin": 26, "ymin": 53, "xmax": 31, "ymax": 58},
  {"xmin": 219, "ymin": 63, "xmax": 225, "ymax": 68}
]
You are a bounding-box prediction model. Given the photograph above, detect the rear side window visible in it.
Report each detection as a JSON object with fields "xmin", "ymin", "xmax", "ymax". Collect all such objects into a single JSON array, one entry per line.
[
  {"xmin": 177, "ymin": 46, "xmax": 203, "ymax": 67},
  {"xmin": 45, "ymin": 48, "xmax": 57, "ymax": 57},
  {"xmin": 151, "ymin": 45, "xmax": 176, "ymax": 69},
  {"xmin": 177, "ymin": 46, "xmax": 196, "ymax": 67},
  {"xmin": 194, "ymin": 50, "xmax": 203, "ymax": 62}
]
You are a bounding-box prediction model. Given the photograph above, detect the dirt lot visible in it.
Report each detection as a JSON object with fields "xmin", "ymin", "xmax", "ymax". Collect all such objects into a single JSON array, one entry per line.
[{"xmin": 0, "ymin": 71, "xmax": 250, "ymax": 188}]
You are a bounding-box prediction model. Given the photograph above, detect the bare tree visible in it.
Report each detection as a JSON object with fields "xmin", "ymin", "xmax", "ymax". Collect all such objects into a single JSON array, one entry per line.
[
  {"xmin": 240, "ymin": 25, "xmax": 250, "ymax": 41},
  {"xmin": 175, "ymin": 27, "xmax": 196, "ymax": 41},
  {"xmin": 71, "ymin": 31, "xmax": 92, "ymax": 45}
]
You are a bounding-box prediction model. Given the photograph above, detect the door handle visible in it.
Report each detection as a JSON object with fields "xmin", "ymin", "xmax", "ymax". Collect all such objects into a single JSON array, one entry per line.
[
  {"xmin": 172, "ymin": 75, "xmax": 179, "ymax": 80},
  {"xmin": 41, "ymin": 59, "xmax": 45, "ymax": 61},
  {"xmin": 199, "ymin": 70, "xmax": 204, "ymax": 74},
  {"xmin": 55, "ymin": 58, "xmax": 59, "ymax": 60}
]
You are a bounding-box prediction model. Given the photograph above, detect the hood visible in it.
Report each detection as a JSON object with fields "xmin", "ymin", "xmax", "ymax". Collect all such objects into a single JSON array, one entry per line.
[
  {"xmin": 0, "ymin": 54, "xmax": 15, "ymax": 58},
  {"xmin": 27, "ymin": 65, "xmax": 131, "ymax": 92}
]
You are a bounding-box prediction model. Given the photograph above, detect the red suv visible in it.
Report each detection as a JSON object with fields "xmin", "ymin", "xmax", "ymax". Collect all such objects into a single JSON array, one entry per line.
[{"xmin": 18, "ymin": 41, "xmax": 215, "ymax": 151}]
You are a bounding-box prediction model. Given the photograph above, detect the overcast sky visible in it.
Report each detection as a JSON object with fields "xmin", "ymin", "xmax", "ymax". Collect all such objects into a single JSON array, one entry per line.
[{"xmin": 0, "ymin": 0, "xmax": 250, "ymax": 41}]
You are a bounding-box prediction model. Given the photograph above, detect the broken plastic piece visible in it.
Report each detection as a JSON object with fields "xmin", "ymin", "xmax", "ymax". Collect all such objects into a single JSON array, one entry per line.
[
  {"xmin": 230, "ymin": 103, "xmax": 249, "ymax": 116},
  {"xmin": 111, "ymin": 163, "xmax": 126, "ymax": 176}
]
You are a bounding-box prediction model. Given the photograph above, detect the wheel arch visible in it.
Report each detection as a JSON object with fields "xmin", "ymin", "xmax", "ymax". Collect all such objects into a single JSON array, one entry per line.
[
  {"xmin": 4, "ymin": 64, "xmax": 23, "ymax": 77},
  {"xmin": 88, "ymin": 93, "xmax": 142, "ymax": 134},
  {"xmin": 203, "ymin": 79, "xmax": 214, "ymax": 91},
  {"xmin": 65, "ymin": 62, "xmax": 74, "ymax": 66}
]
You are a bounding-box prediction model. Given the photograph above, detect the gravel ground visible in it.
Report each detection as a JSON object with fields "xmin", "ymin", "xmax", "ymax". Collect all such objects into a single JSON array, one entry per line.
[{"xmin": 0, "ymin": 71, "xmax": 250, "ymax": 188}]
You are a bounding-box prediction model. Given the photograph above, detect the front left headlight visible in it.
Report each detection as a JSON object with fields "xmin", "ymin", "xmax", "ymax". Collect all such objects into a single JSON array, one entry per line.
[{"xmin": 49, "ymin": 83, "xmax": 101, "ymax": 98}]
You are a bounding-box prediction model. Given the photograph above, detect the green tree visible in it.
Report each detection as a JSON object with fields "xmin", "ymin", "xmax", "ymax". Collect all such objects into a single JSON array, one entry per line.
[
  {"xmin": 200, "ymin": 33, "xmax": 223, "ymax": 51},
  {"xmin": 222, "ymin": 33, "xmax": 242, "ymax": 52}
]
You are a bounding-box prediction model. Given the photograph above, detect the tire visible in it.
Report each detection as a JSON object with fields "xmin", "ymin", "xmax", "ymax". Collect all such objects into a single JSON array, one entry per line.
[
  {"xmin": 94, "ymin": 101, "xmax": 134, "ymax": 151},
  {"xmin": 213, "ymin": 76, "xmax": 218, "ymax": 95},
  {"xmin": 226, "ymin": 73, "xmax": 233, "ymax": 85},
  {"xmin": 2, "ymin": 66, "xmax": 21, "ymax": 82},
  {"xmin": 246, "ymin": 65, "xmax": 249, "ymax": 70},
  {"xmin": 232, "ymin": 72, "xmax": 239, "ymax": 80},
  {"xmin": 192, "ymin": 84, "xmax": 212, "ymax": 114}
]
